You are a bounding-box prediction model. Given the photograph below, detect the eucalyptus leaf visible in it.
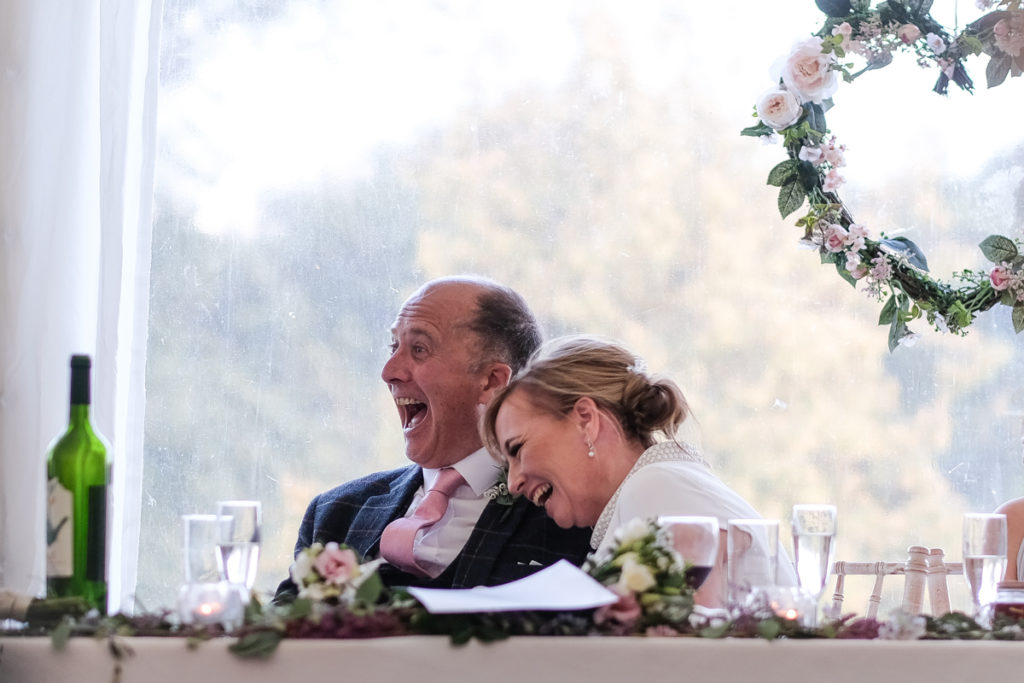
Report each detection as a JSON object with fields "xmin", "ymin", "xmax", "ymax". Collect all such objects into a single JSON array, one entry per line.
[
  {"xmin": 815, "ymin": 0, "xmax": 853, "ymax": 17},
  {"xmin": 1002, "ymin": 290, "xmax": 1018, "ymax": 307},
  {"xmin": 881, "ymin": 237, "xmax": 929, "ymax": 271},
  {"xmin": 888, "ymin": 317, "xmax": 909, "ymax": 353},
  {"xmin": 767, "ymin": 159, "xmax": 800, "ymax": 187},
  {"xmin": 979, "ymin": 235, "xmax": 1018, "ymax": 263},
  {"xmin": 804, "ymin": 102, "xmax": 828, "ymax": 135},
  {"xmin": 50, "ymin": 618, "xmax": 72, "ymax": 650},
  {"xmin": 777, "ymin": 181, "xmax": 806, "ymax": 218},
  {"xmin": 1014, "ymin": 304, "xmax": 1024, "ymax": 334},
  {"xmin": 879, "ymin": 295, "xmax": 898, "ymax": 325},
  {"xmin": 986, "ymin": 53, "xmax": 1012, "ymax": 88}
]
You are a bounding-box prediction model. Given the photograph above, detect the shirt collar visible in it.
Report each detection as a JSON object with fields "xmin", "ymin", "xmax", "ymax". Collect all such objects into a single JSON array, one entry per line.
[{"xmin": 422, "ymin": 447, "xmax": 503, "ymax": 496}]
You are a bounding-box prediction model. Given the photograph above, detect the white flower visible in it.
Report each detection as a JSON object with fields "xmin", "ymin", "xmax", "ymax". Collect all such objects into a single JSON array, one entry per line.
[
  {"xmin": 798, "ymin": 145, "xmax": 823, "ymax": 163},
  {"xmin": 614, "ymin": 518, "xmax": 651, "ymax": 546},
  {"xmin": 933, "ymin": 314, "xmax": 949, "ymax": 333},
  {"xmin": 897, "ymin": 332, "xmax": 921, "ymax": 348},
  {"xmin": 845, "ymin": 251, "xmax": 866, "ymax": 279},
  {"xmin": 618, "ymin": 555, "xmax": 657, "ymax": 593},
  {"xmin": 925, "ymin": 33, "xmax": 947, "ymax": 55},
  {"xmin": 845, "ymin": 222, "xmax": 868, "ymax": 252},
  {"xmin": 756, "ymin": 87, "xmax": 803, "ymax": 130},
  {"xmin": 879, "ymin": 611, "xmax": 927, "ymax": 640},
  {"xmin": 773, "ymin": 37, "xmax": 840, "ymax": 104},
  {"xmin": 290, "ymin": 552, "xmax": 315, "ymax": 586},
  {"xmin": 822, "ymin": 137, "xmax": 846, "ymax": 167},
  {"xmin": 822, "ymin": 169, "xmax": 845, "ymax": 192}
]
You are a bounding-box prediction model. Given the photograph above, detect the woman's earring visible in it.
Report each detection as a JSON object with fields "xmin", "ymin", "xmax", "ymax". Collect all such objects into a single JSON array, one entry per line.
[{"xmin": 586, "ymin": 435, "xmax": 596, "ymax": 458}]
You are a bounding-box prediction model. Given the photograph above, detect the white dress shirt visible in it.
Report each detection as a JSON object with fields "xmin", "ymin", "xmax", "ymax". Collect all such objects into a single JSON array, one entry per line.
[{"xmin": 404, "ymin": 448, "xmax": 503, "ymax": 578}]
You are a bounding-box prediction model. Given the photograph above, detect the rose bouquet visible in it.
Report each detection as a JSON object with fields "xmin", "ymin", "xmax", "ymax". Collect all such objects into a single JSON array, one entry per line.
[
  {"xmin": 583, "ymin": 518, "xmax": 697, "ymax": 634},
  {"xmin": 288, "ymin": 541, "xmax": 384, "ymax": 604}
]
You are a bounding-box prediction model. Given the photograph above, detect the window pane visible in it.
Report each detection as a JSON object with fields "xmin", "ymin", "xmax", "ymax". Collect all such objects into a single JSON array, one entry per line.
[{"xmin": 142, "ymin": 0, "xmax": 1024, "ymax": 611}]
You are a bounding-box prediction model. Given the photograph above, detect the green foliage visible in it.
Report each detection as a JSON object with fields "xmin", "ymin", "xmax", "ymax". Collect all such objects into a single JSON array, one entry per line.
[{"xmin": 979, "ymin": 235, "xmax": 1019, "ymax": 263}]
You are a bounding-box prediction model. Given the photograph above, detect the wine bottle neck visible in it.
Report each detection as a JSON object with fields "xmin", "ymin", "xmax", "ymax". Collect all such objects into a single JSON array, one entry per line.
[
  {"xmin": 68, "ymin": 403, "xmax": 92, "ymax": 424},
  {"xmin": 69, "ymin": 363, "xmax": 91, "ymax": 406}
]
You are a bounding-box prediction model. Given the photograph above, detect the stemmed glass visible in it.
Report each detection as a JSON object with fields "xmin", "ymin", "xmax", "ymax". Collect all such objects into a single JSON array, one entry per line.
[
  {"xmin": 791, "ymin": 504, "xmax": 837, "ymax": 624},
  {"xmin": 962, "ymin": 512, "xmax": 1007, "ymax": 619},
  {"xmin": 657, "ymin": 516, "xmax": 720, "ymax": 589},
  {"xmin": 727, "ymin": 518, "xmax": 780, "ymax": 608},
  {"xmin": 216, "ymin": 500, "xmax": 262, "ymax": 598}
]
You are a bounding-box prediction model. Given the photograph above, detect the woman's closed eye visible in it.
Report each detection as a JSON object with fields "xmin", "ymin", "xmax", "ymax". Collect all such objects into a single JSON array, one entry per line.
[{"xmin": 505, "ymin": 440, "xmax": 523, "ymax": 460}]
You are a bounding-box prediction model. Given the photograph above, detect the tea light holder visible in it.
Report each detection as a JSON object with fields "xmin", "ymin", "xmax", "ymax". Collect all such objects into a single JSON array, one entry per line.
[
  {"xmin": 177, "ymin": 581, "xmax": 243, "ymax": 628},
  {"xmin": 752, "ymin": 586, "xmax": 818, "ymax": 627}
]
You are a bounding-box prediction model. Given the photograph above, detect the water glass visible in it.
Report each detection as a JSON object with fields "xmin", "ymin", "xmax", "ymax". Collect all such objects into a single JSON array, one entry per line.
[
  {"xmin": 182, "ymin": 514, "xmax": 233, "ymax": 584},
  {"xmin": 657, "ymin": 515, "xmax": 720, "ymax": 589},
  {"xmin": 962, "ymin": 512, "xmax": 1008, "ymax": 616},
  {"xmin": 216, "ymin": 500, "xmax": 262, "ymax": 591},
  {"xmin": 178, "ymin": 513, "xmax": 243, "ymax": 629},
  {"xmin": 727, "ymin": 518, "xmax": 780, "ymax": 607},
  {"xmin": 791, "ymin": 504, "xmax": 837, "ymax": 598}
]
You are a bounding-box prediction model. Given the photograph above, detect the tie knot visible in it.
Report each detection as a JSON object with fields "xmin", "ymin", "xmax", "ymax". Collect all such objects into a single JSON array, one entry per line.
[{"xmin": 432, "ymin": 467, "xmax": 465, "ymax": 498}]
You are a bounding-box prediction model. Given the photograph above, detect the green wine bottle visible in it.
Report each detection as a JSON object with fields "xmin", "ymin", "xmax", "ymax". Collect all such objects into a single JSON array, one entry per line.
[{"xmin": 46, "ymin": 355, "xmax": 110, "ymax": 612}]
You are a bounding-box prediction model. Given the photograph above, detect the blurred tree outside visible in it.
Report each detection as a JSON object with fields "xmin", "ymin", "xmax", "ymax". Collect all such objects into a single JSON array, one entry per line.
[{"xmin": 141, "ymin": 0, "xmax": 1024, "ymax": 613}]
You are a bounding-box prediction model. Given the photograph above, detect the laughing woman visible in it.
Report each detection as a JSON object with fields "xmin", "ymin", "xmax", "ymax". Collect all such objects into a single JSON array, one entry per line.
[{"xmin": 481, "ymin": 335, "xmax": 796, "ymax": 607}]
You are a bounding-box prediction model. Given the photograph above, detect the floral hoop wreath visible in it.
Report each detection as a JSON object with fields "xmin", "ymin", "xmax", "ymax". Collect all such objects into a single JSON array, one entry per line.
[{"xmin": 743, "ymin": 0, "xmax": 1024, "ymax": 350}]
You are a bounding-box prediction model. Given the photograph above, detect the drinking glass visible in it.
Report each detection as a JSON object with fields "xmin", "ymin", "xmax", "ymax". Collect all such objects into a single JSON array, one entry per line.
[
  {"xmin": 178, "ymin": 513, "xmax": 243, "ymax": 628},
  {"xmin": 727, "ymin": 518, "xmax": 779, "ymax": 607},
  {"xmin": 182, "ymin": 514, "xmax": 233, "ymax": 584},
  {"xmin": 657, "ymin": 515, "xmax": 720, "ymax": 589},
  {"xmin": 216, "ymin": 500, "xmax": 262, "ymax": 592},
  {"xmin": 962, "ymin": 512, "xmax": 1008, "ymax": 616},
  {"xmin": 791, "ymin": 504, "xmax": 837, "ymax": 598}
]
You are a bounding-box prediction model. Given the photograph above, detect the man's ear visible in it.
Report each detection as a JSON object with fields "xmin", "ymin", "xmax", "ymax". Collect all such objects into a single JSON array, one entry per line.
[{"xmin": 478, "ymin": 362, "xmax": 513, "ymax": 404}]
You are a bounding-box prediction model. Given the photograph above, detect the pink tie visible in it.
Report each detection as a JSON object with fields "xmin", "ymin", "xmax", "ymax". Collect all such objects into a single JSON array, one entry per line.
[{"xmin": 380, "ymin": 467, "xmax": 466, "ymax": 577}]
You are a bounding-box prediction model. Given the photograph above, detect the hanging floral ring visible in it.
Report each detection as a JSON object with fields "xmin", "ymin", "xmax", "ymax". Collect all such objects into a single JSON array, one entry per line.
[{"xmin": 744, "ymin": 0, "xmax": 1024, "ymax": 350}]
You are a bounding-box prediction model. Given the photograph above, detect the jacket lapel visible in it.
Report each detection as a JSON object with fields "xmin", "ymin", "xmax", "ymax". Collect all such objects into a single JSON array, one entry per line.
[
  {"xmin": 346, "ymin": 465, "xmax": 422, "ymax": 559},
  {"xmin": 448, "ymin": 496, "xmax": 529, "ymax": 587}
]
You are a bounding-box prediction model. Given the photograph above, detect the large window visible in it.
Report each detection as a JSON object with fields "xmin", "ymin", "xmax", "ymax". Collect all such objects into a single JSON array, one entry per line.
[{"xmin": 142, "ymin": 0, "xmax": 1024, "ymax": 611}]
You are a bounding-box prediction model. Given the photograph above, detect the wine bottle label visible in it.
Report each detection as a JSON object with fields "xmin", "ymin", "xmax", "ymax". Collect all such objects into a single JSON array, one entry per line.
[
  {"xmin": 46, "ymin": 478, "xmax": 73, "ymax": 578},
  {"xmin": 86, "ymin": 484, "xmax": 107, "ymax": 582}
]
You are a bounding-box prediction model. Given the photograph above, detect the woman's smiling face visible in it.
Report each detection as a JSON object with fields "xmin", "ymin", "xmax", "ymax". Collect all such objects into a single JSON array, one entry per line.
[{"xmin": 493, "ymin": 388, "xmax": 609, "ymax": 528}]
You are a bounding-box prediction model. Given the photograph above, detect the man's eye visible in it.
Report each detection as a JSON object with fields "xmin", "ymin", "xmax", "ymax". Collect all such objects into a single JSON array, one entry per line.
[
  {"xmin": 412, "ymin": 344, "xmax": 427, "ymax": 355},
  {"xmin": 388, "ymin": 341, "xmax": 399, "ymax": 354}
]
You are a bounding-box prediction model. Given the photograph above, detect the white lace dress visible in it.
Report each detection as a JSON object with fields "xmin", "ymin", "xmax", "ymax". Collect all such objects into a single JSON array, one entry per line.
[{"xmin": 590, "ymin": 440, "xmax": 797, "ymax": 586}]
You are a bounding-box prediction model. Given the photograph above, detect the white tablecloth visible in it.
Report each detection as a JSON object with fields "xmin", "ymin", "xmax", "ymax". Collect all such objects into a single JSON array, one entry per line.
[{"xmin": 2, "ymin": 635, "xmax": 1023, "ymax": 683}]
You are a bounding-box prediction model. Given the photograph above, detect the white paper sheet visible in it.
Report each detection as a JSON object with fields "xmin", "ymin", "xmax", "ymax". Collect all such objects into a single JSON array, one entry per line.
[{"xmin": 407, "ymin": 560, "xmax": 619, "ymax": 614}]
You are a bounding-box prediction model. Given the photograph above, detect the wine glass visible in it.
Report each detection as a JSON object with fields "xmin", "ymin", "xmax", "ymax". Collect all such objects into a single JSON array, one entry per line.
[
  {"xmin": 215, "ymin": 500, "xmax": 262, "ymax": 594},
  {"xmin": 727, "ymin": 518, "xmax": 779, "ymax": 608},
  {"xmin": 657, "ymin": 515, "xmax": 720, "ymax": 589},
  {"xmin": 962, "ymin": 512, "xmax": 1007, "ymax": 618}
]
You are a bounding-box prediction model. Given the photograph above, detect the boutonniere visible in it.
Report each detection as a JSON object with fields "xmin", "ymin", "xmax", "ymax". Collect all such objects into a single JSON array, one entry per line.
[{"xmin": 484, "ymin": 466, "xmax": 514, "ymax": 507}]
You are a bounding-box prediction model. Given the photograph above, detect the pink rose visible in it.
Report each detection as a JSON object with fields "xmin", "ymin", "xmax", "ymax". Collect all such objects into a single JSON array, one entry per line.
[
  {"xmin": 313, "ymin": 542, "xmax": 359, "ymax": 585},
  {"xmin": 774, "ymin": 38, "xmax": 839, "ymax": 104},
  {"xmin": 756, "ymin": 88, "xmax": 802, "ymax": 131},
  {"xmin": 993, "ymin": 13, "xmax": 1024, "ymax": 57},
  {"xmin": 898, "ymin": 24, "xmax": 921, "ymax": 44},
  {"xmin": 823, "ymin": 223, "xmax": 848, "ymax": 253},
  {"xmin": 594, "ymin": 586, "xmax": 642, "ymax": 630},
  {"xmin": 990, "ymin": 265, "xmax": 1013, "ymax": 291}
]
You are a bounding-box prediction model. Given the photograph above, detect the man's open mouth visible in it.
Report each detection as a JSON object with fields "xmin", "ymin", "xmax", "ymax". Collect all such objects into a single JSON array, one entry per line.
[{"xmin": 396, "ymin": 397, "xmax": 427, "ymax": 429}]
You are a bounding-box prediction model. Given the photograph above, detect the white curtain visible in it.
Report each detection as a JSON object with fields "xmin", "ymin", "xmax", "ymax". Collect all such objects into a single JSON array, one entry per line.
[{"xmin": 0, "ymin": 0, "xmax": 161, "ymax": 614}]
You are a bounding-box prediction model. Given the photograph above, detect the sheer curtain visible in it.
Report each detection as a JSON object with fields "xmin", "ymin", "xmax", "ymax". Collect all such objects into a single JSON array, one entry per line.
[{"xmin": 0, "ymin": 0, "xmax": 161, "ymax": 613}]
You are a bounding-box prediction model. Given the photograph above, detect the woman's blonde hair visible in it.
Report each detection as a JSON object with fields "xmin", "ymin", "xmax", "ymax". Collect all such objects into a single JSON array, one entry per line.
[{"xmin": 481, "ymin": 335, "xmax": 690, "ymax": 456}]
